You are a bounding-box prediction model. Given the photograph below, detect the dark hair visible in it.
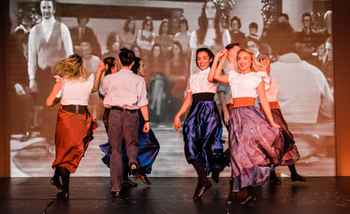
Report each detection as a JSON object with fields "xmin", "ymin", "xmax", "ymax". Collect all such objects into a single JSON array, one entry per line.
[
  {"xmin": 106, "ymin": 32, "xmax": 119, "ymax": 52},
  {"xmin": 103, "ymin": 57, "xmax": 115, "ymax": 76},
  {"xmin": 123, "ymin": 17, "xmax": 136, "ymax": 34},
  {"xmin": 279, "ymin": 13, "xmax": 289, "ymax": 20},
  {"xmin": 231, "ymin": 16, "xmax": 242, "ymax": 29},
  {"xmin": 249, "ymin": 22, "xmax": 258, "ymax": 30},
  {"xmin": 179, "ymin": 17, "xmax": 189, "ymax": 31},
  {"xmin": 159, "ymin": 19, "xmax": 170, "ymax": 35},
  {"xmin": 196, "ymin": 0, "xmax": 222, "ymax": 46},
  {"xmin": 196, "ymin": 48, "xmax": 214, "ymax": 68},
  {"xmin": 131, "ymin": 57, "xmax": 141, "ymax": 74},
  {"xmin": 170, "ymin": 41, "xmax": 184, "ymax": 58},
  {"xmin": 142, "ymin": 16, "xmax": 154, "ymax": 32},
  {"xmin": 225, "ymin": 42, "xmax": 240, "ymax": 50},
  {"xmin": 151, "ymin": 43, "xmax": 162, "ymax": 57},
  {"xmin": 40, "ymin": 0, "xmax": 56, "ymax": 9},
  {"xmin": 119, "ymin": 48, "xmax": 135, "ymax": 66},
  {"xmin": 77, "ymin": 16, "xmax": 89, "ymax": 25}
]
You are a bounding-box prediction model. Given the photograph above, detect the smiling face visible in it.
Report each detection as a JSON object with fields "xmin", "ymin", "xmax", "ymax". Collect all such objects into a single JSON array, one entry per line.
[
  {"xmin": 40, "ymin": 1, "xmax": 55, "ymax": 20},
  {"xmin": 196, "ymin": 51, "xmax": 212, "ymax": 70},
  {"xmin": 237, "ymin": 51, "xmax": 253, "ymax": 72},
  {"xmin": 205, "ymin": 1, "xmax": 216, "ymax": 19},
  {"xmin": 138, "ymin": 60, "xmax": 145, "ymax": 77}
]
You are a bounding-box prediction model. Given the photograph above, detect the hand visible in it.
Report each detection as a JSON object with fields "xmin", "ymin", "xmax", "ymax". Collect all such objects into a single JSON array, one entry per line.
[
  {"xmin": 216, "ymin": 49, "xmax": 228, "ymax": 59},
  {"xmin": 143, "ymin": 122, "xmax": 150, "ymax": 133},
  {"xmin": 270, "ymin": 121, "xmax": 280, "ymax": 129},
  {"xmin": 29, "ymin": 79, "xmax": 38, "ymax": 93},
  {"xmin": 173, "ymin": 115, "xmax": 182, "ymax": 131},
  {"xmin": 223, "ymin": 109, "xmax": 230, "ymax": 126}
]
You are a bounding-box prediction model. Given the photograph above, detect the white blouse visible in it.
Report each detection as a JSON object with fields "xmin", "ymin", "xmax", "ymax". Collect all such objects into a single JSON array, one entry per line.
[
  {"xmin": 257, "ymin": 71, "xmax": 279, "ymax": 102},
  {"xmin": 59, "ymin": 74, "xmax": 95, "ymax": 105},
  {"xmin": 187, "ymin": 67, "xmax": 217, "ymax": 94},
  {"xmin": 228, "ymin": 71, "xmax": 263, "ymax": 98}
]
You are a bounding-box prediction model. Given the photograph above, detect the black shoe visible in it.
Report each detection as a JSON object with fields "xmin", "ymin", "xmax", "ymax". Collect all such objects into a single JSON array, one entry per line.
[
  {"xmin": 135, "ymin": 174, "xmax": 152, "ymax": 185},
  {"xmin": 291, "ymin": 174, "xmax": 306, "ymax": 182},
  {"xmin": 129, "ymin": 163, "xmax": 139, "ymax": 176},
  {"xmin": 111, "ymin": 191, "xmax": 121, "ymax": 198},
  {"xmin": 122, "ymin": 179, "xmax": 138, "ymax": 188},
  {"xmin": 211, "ymin": 170, "xmax": 220, "ymax": 183},
  {"xmin": 56, "ymin": 191, "xmax": 69, "ymax": 201},
  {"xmin": 50, "ymin": 176, "xmax": 62, "ymax": 190},
  {"xmin": 193, "ymin": 181, "xmax": 212, "ymax": 201},
  {"xmin": 270, "ymin": 170, "xmax": 282, "ymax": 185}
]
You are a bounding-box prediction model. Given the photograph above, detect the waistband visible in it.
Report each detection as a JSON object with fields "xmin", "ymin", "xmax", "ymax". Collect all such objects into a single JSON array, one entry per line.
[
  {"xmin": 228, "ymin": 97, "xmax": 256, "ymax": 108},
  {"xmin": 111, "ymin": 106, "xmax": 138, "ymax": 113},
  {"xmin": 269, "ymin": 101, "xmax": 280, "ymax": 109},
  {"xmin": 61, "ymin": 105, "xmax": 88, "ymax": 114},
  {"xmin": 192, "ymin": 93, "xmax": 215, "ymax": 104}
]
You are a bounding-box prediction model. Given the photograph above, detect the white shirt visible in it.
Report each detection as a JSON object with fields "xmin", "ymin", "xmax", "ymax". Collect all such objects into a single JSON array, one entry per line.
[
  {"xmin": 271, "ymin": 53, "xmax": 333, "ymax": 123},
  {"xmin": 187, "ymin": 67, "xmax": 217, "ymax": 94},
  {"xmin": 28, "ymin": 17, "xmax": 73, "ymax": 80},
  {"xmin": 228, "ymin": 71, "xmax": 263, "ymax": 98},
  {"xmin": 136, "ymin": 29, "xmax": 155, "ymax": 51},
  {"xmin": 257, "ymin": 71, "xmax": 279, "ymax": 102},
  {"xmin": 59, "ymin": 74, "xmax": 94, "ymax": 106},
  {"xmin": 101, "ymin": 69, "xmax": 148, "ymax": 109}
]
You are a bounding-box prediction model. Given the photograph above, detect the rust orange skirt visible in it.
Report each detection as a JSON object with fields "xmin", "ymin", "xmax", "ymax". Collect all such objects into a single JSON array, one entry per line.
[{"xmin": 52, "ymin": 107, "xmax": 95, "ymax": 173}]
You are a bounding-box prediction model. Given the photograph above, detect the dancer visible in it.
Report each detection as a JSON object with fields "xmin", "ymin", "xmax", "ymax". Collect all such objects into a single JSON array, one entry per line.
[
  {"xmin": 47, "ymin": 54, "xmax": 103, "ymax": 200},
  {"xmin": 98, "ymin": 56, "xmax": 139, "ymax": 188},
  {"xmin": 209, "ymin": 49, "xmax": 282, "ymax": 204},
  {"xmin": 257, "ymin": 55, "xmax": 305, "ymax": 183},
  {"xmin": 100, "ymin": 57, "xmax": 160, "ymax": 186},
  {"xmin": 173, "ymin": 48, "xmax": 225, "ymax": 201},
  {"xmin": 101, "ymin": 49, "xmax": 150, "ymax": 197}
]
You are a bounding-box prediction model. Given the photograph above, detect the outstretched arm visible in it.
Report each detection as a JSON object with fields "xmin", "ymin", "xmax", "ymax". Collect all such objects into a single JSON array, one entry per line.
[
  {"xmin": 46, "ymin": 76, "xmax": 62, "ymax": 107},
  {"xmin": 208, "ymin": 49, "xmax": 229, "ymax": 84}
]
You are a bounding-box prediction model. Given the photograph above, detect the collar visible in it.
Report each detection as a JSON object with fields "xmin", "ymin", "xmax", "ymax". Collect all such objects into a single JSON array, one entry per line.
[{"xmin": 42, "ymin": 17, "xmax": 56, "ymax": 25}]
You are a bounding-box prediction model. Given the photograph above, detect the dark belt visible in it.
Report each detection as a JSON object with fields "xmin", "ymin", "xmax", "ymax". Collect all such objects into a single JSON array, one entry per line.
[
  {"xmin": 61, "ymin": 105, "xmax": 88, "ymax": 114},
  {"xmin": 111, "ymin": 106, "xmax": 138, "ymax": 113},
  {"xmin": 192, "ymin": 93, "xmax": 215, "ymax": 104}
]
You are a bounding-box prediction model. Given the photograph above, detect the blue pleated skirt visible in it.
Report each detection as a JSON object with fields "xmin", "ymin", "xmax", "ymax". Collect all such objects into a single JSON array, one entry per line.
[
  {"xmin": 183, "ymin": 93, "xmax": 224, "ymax": 174},
  {"xmin": 99, "ymin": 110, "xmax": 160, "ymax": 175}
]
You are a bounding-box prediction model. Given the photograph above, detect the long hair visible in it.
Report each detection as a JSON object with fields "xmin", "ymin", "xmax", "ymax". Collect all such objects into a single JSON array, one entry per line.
[
  {"xmin": 131, "ymin": 57, "xmax": 141, "ymax": 74},
  {"xmin": 196, "ymin": 0, "xmax": 222, "ymax": 46},
  {"xmin": 236, "ymin": 49, "xmax": 258, "ymax": 72},
  {"xmin": 123, "ymin": 17, "xmax": 136, "ymax": 34},
  {"xmin": 53, "ymin": 54, "xmax": 88, "ymax": 79},
  {"xmin": 103, "ymin": 57, "xmax": 116, "ymax": 76}
]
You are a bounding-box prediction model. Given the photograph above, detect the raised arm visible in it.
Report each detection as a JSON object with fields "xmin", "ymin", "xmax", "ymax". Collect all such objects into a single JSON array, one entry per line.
[
  {"xmin": 208, "ymin": 50, "xmax": 229, "ymax": 84},
  {"xmin": 257, "ymin": 81, "xmax": 279, "ymax": 128},
  {"xmin": 92, "ymin": 62, "xmax": 106, "ymax": 93}
]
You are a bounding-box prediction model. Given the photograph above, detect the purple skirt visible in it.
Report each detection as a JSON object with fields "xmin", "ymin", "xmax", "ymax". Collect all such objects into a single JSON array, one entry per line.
[
  {"xmin": 228, "ymin": 106, "xmax": 283, "ymax": 192},
  {"xmin": 271, "ymin": 109, "xmax": 300, "ymax": 165}
]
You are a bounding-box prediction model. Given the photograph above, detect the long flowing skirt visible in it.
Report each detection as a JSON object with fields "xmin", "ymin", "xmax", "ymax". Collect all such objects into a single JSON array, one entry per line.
[
  {"xmin": 52, "ymin": 108, "xmax": 94, "ymax": 173},
  {"xmin": 183, "ymin": 100, "xmax": 225, "ymax": 174},
  {"xmin": 271, "ymin": 108, "xmax": 300, "ymax": 165},
  {"xmin": 228, "ymin": 106, "xmax": 282, "ymax": 192},
  {"xmin": 100, "ymin": 110, "xmax": 160, "ymax": 175}
]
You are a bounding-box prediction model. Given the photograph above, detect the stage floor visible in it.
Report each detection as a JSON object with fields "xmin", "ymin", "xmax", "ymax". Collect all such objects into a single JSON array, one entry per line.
[{"xmin": 0, "ymin": 177, "xmax": 349, "ymax": 214}]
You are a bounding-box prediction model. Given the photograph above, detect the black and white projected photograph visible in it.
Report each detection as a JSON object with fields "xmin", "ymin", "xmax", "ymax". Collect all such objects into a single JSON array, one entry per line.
[{"xmin": 7, "ymin": 0, "xmax": 333, "ymax": 178}]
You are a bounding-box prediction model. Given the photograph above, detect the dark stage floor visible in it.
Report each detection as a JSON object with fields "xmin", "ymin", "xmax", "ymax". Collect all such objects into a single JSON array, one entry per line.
[{"xmin": 0, "ymin": 177, "xmax": 350, "ymax": 214}]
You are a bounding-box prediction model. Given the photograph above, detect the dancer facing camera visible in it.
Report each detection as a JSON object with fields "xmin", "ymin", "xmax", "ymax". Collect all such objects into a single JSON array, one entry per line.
[
  {"xmin": 257, "ymin": 55, "xmax": 305, "ymax": 184},
  {"xmin": 100, "ymin": 49, "xmax": 150, "ymax": 198},
  {"xmin": 173, "ymin": 48, "xmax": 225, "ymax": 201},
  {"xmin": 47, "ymin": 54, "xmax": 104, "ymax": 200},
  {"xmin": 209, "ymin": 49, "xmax": 283, "ymax": 204}
]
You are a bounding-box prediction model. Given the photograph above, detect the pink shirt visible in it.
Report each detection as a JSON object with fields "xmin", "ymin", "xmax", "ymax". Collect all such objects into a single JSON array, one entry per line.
[{"xmin": 101, "ymin": 69, "xmax": 148, "ymax": 109}]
